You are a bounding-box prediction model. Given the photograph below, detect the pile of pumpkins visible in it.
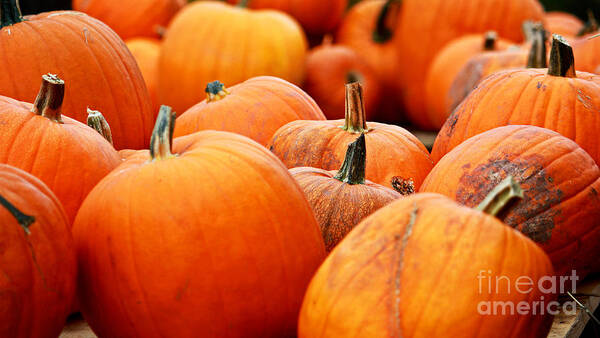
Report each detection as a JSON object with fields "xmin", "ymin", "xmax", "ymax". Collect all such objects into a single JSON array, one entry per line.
[{"xmin": 1, "ymin": 0, "xmax": 599, "ymax": 337}]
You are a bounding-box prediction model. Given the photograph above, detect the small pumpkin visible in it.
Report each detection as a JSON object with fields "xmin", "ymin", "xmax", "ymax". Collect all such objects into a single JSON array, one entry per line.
[
  {"xmin": 126, "ymin": 38, "xmax": 161, "ymax": 114},
  {"xmin": 268, "ymin": 82, "xmax": 433, "ymax": 190},
  {"xmin": 74, "ymin": 106, "xmax": 325, "ymax": 337},
  {"xmin": 0, "ymin": 164, "xmax": 76, "ymax": 338},
  {"xmin": 158, "ymin": 1, "xmax": 307, "ymax": 113},
  {"xmin": 545, "ymin": 11, "xmax": 584, "ymax": 37},
  {"xmin": 18, "ymin": 0, "xmax": 70, "ymax": 14},
  {"xmin": 290, "ymin": 134, "xmax": 401, "ymax": 252},
  {"xmin": 174, "ymin": 77, "xmax": 325, "ymax": 146}
]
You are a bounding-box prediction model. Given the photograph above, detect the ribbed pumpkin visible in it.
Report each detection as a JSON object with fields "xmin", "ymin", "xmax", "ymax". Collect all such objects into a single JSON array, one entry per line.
[
  {"xmin": 433, "ymin": 35, "xmax": 600, "ymax": 165},
  {"xmin": 18, "ymin": 0, "xmax": 70, "ymax": 14},
  {"xmin": 304, "ymin": 42, "xmax": 380, "ymax": 120},
  {"xmin": 0, "ymin": 164, "xmax": 76, "ymax": 338},
  {"xmin": 74, "ymin": 106, "xmax": 326, "ymax": 337},
  {"xmin": 299, "ymin": 189, "xmax": 555, "ymax": 337},
  {"xmin": 290, "ymin": 134, "xmax": 401, "ymax": 252},
  {"xmin": 126, "ymin": 38, "xmax": 161, "ymax": 113},
  {"xmin": 573, "ymin": 33, "xmax": 600, "ymax": 73},
  {"xmin": 396, "ymin": 0, "xmax": 545, "ymax": 129},
  {"xmin": 0, "ymin": 75, "xmax": 121, "ymax": 225},
  {"xmin": 227, "ymin": 0, "xmax": 347, "ymax": 35},
  {"xmin": 159, "ymin": 1, "xmax": 307, "ymax": 114},
  {"xmin": 0, "ymin": 1, "xmax": 154, "ymax": 150},
  {"xmin": 72, "ymin": 0, "xmax": 184, "ymax": 40},
  {"xmin": 545, "ymin": 12, "xmax": 584, "ymax": 37},
  {"xmin": 336, "ymin": 0, "xmax": 403, "ymax": 121},
  {"xmin": 268, "ymin": 83, "xmax": 433, "ymax": 190},
  {"xmin": 423, "ymin": 125, "xmax": 600, "ymax": 279},
  {"xmin": 424, "ymin": 32, "xmax": 512, "ymax": 129},
  {"xmin": 174, "ymin": 77, "xmax": 325, "ymax": 146}
]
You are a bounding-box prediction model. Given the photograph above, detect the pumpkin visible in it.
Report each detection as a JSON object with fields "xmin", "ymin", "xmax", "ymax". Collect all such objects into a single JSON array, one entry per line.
[
  {"xmin": 299, "ymin": 186, "xmax": 555, "ymax": 337},
  {"xmin": 424, "ymin": 32, "xmax": 512, "ymax": 129},
  {"xmin": 395, "ymin": 0, "xmax": 545, "ymax": 129},
  {"xmin": 573, "ymin": 33, "xmax": 600, "ymax": 73},
  {"xmin": 290, "ymin": 134, "xmax": 401, "ymax": 252},
  {"xmin": 423, "ymin": 125, "xmax": 600, "ymax": 279},
  {"xmin": 174, "ymin": 76, "xmax": 325, "ymax": 146},
  {"xmin": 18, "ymin": 0, "xmax": 70, "ymax": 15},
  {"xmin": 0, "ymin": 2, "xmax": 154, "ymax": 150},
  {"xmin": 158, "ymin": 1, "xmax": 307, "ymax": 114},
  {"xmin": 545, "ymin": 11, "xmax": 584, "ymax": 37},
  {"xmin": 0, "ymin": 75, "xmax": 121, "ymax": 225},
  {"xmin": 72, "ymin": 0, "xmax": 184, "ymax": 40},
  {"xmin": 0, "ymin": 164, "xmax": 76, "ymax": 338},
  {"xmin": 227, "ymin": 0, "xmax": 347, "ymax": 35},
  {"xmin": 336, "ymin": 0, "xmax": 404, "ymax": 121},
  {"xmin": 126, "ymin": 38, "xmax": 161, "ymax": 114},
  {"xmin": 304, "ymin": 41, "xmax": 380, "ymax": 120},
  {"xmin": 433, "ymin": 35, "xmax": 600, "ymax": 165},
  {"xmin": 268, "ymin": 82, "xmax": 433, "ymax": 190},
  {"xmin": 73, "ymin": 106, "xmax": 326, "ymax": 337}
]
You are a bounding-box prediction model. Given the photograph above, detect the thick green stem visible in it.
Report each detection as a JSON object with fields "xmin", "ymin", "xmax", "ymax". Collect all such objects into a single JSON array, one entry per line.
[
  {"xmin": 372, "ymin": 0, "xmax": 400, "ymax": 43},
  {"xmin": 205, "ymin": 81, "xmax": 230, "ymax": 102},
  {"xmin": 0, "ymin": 194, "xmax": 35, "ymax": 235},
  {"xmin": 476, "ymin": 176, "xmax": 523, "ymax": 216},
  {"xmin": 149, "ymin": 105, "xmax": 176, "ymax": 161},
  {"xmin": 483, "ymin": 31, "xmax": 497, "ymax": 51},
  {"xmin": 32, "ymin": 74, "xmax": 65, "ymax": 123},
  {"xmin": 87, "ymin": 108, "xmax": 113, "ymax": 146},
  {"xmin": 340, "ymin": 82, "xmax": 369, "ymax": 133},
  {"xmin": 526, "ymin": 23, "xmax": 547, "ymax": 68},
  {"xmin": 548, "ymin": 34, "xmax": 576, "ymax": 78},
  {"xmin": 0, "ymin": 0, "xmax": 22, "ymax": 28},
  {"xmin": 334, "ymin": 133, "xmax": 366, "ymax": 185}
]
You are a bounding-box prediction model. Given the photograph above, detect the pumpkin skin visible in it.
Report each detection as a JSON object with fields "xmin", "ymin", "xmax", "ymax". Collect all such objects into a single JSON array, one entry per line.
[
  {"xmin": 298, "ymin": 192, "xmax": 555, "ymax": 338},
  {"xmin": 396, "ymin": 0, "xmax": 545, "ymax": 129},
  {"xmin": 126, "ymin": 38, "xmax": 161, "ymax": 114},
  {"xmin": 72, "ymin": 0, "xmax": 184, "ymax": 40},
  {"xmin": 423, "ymin": 125, "xmax": 600, "ymax": 279},
  {"xmin": 545, "ymin": 12, "xmax": 584, "ymax": 37},
  {"xmin": 424, "ymin": 32, "xmax": 512, "ymax": 129},
  {"xmin": 573, "ymin": 33, "xmax": 600, "ymax": 73},
  {"xmin": 18, "ymin": 0, "xmax": 71, "ymax": 15},
  {"xmin": 304, "ymin": 43, "xmax": 380, "ymax": 120},
  {"xmin": 158, "ymin": 1, "xmax": 307, "ymax": 114},
  {"xmin": 174, "ymin": 76, "xmax": 325, "ymax": 146},
  {"xmin": 0, "ymin": 164, "xmax": 76, "ymax": 338},
  {"xmin": 74, "ymin": 108, "xmax": 326, "ymax": 337}
]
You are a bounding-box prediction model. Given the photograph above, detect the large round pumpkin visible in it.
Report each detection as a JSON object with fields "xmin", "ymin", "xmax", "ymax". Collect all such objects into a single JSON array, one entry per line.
[
  {"xmin": 0, "ymin": 164, "xmax": 76, "ymax": 338},
  {"xmin": 18, "ymin": 0, "xmax": 70, "ymax": 14},
  {"xmin": 433, "ymin": 35, "xmax": 600, "ymax": 165},
  {"xmin": 158, "ymin": 1, "xmax": 307, "ymax": 114},
  {"xmin": 126, "ymin": 38, "xmax": 161, "ymax": 114},
  {"xmin": 0, "ymin": 3, "xmax": 154, "ymax": 150},
  {"xmin": 268, "ymin": 83, "xmax": 434, "ymax": 190},
  {"xmin": 423, "ymin": 125, "xmax": 600, "ymax": 279},
  {"xmin": 0, "ymin": 75, "xmax": 121, "ymax": 225},
  {"xmin": 73, "ymin": 106, "xmax": 326, "ymax": 337},
  {"xmin": 299, "ymin": 191, "xmax": 555, "ymax": 337},
  {"xmin": 174, "ymin": 76, "xmax": 325, "ymax": 146},
  {"xmin": 72, "ymin": 0, "xmax": 184, "ymax": 40}
]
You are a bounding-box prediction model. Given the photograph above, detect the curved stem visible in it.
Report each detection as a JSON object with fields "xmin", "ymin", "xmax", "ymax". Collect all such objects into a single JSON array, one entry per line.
[
  {"xmin": 372, "ymin": 0, "xmax": 401, "ymax": 43},
  {"xmin": 526, "ymin": 23, "xmax": 547, "ymax": 68},
  {"xmin": 548, "ymin": 34, "xmax": 576, "ymax": 78},
  {"xmin": 87, "ymin": 108, "xmax": 113, "ymax": 146},
  {"xmin": 334, "ymin": 133, "xmax": 366, "ymax": 185},
  {"xmin": 0, "ymin": 194, "xmax": 35, "ymax": 235},
  {"xmin": 340, "ymin": 82, "xmax": 369, "ymax": 133},
  {"xmin": 149, "ymin": 105, "xmax": 176, "ymax": 161},
  {"xmin": 0, "ymin": 0, "xmax": 22, "ymax": 28},
  {"xmin": 483, "ymin": 31, "xmax": 497, "ymax": 51},
  {"xmin": 476, "ymin": 176, "xmax": 523, "ymax": 217},
  {"xmin": 32, "ymin": 74, "xmax": 65, "ymax": 123},
  {"xmin": 205, "ymin": 81, "xmax": 230, "ymax": 102}
]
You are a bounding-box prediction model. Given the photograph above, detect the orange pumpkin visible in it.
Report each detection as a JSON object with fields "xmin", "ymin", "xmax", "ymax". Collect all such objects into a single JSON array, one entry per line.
[
  {"xmin": 0, "ymin": 3, "xmax": 154, "ymax": 150},
  {"xmin": 158, "ymin": 1, "xmax": 307, "ymax": 113},
  {"xmin": 545, "ymin": 11, "xmax": 584, "ymax": 37},
  {"xmin": 304, "ymin": 42, "xmax": 380, "ymax": 120},
  {"xmin": 126, "ymin": 38, "xmax": 161, "ymax": 114},
  {"xmin": 290, "ymin": 134, "xmax": 401, "ymax": 252},
  {"xmin": 396, "ymin": 0, "xmax": 545, "ymax": 129},
  {"xmin": 0, "ymin": 75, "xmax": 121, "ymax": 225},
  {"xmin": 0, "ymin": 164, "xmax": 76, "ymax": 338},
  {"xmin": 573, "ymin": 33, "xmax": 600, "ymax": 73},
  {"xmin": 268, "ymin": 83, "xmax": 433, "ymax": 190},
  {"xmin": 174, "ymin": 77, "xmax": 325, "ymax": 146},
  {"xmin": 424, "ymin": 32, "xmax": 512, "ymax": 129},
  {"xmin": 423, "ymin": 125, "xmax": 600, "ymax": 279},
  {"xmin": 433, "ymin": 35, "xmax": 600, "ymax": 165},
  {"xmin": 73, "ymin": 0, "xmax": 184, "ymax": 40},
  {"xmin": 299, "ymin": 190, "xmax": 555, "ymax": 337},
  {"xmin": 74, "ymin": 106, "xmax": 325, "ymax": 337}
]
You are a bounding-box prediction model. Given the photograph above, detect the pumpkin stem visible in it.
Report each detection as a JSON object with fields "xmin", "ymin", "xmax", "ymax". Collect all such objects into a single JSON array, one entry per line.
[
  {"xmin": 87, "ymin": 108, "xmax": 114, "ymax": 146},
  {"xmin": 237, "ymin": 0, "xmax": 250, "ymax": 8},
  {"xmin": 205, "ymin": 81, "xmax": 230, "ymax": 102},
  {"xmin": 0, "ymin": 193, "xmax": 35, "ymax": 235},
  {"xmin": 0, "ymin": 0, "xmax": 22, "ymax": 28},
  {"xmin": 149, "ymin": 105, "xmax": 176, "ymax": 161},
  {"xmin": 526, "ymin": 23, "xmax": 548, "ymax": 68},
  {"xmin": 475, "ymin": 176, "xmax": 523, "ymax": 217},
  {"xmin": 522, "ymin": 21, "xmax": 537, "ymax": 42},
  {"xmin": 346, "ymin": 71, "xmax": 362, "ymax": 84},
  {"xmin": 334, "ymin": 133, "xmax": 366, "ymax": 185},
  {"xmin": 32, "ymin": 74, "xmax": 65, "ymax": 123},
  {"xmin": 548, "ymin": 34, "xmax": 576, "ymax": 78},
  {"xmin": 483, "ymin": 31, "xmax": 497, "ymax": 51},
  {"xmin": 391, "ymin": 176, "xmax": 415, "ymax": 196},
  {"xmin": 340, "ymin": 82, "xmax": 369, "ymax": 133},
  {"xmin": 372, "ymin": 0, "xmax": 401, "ymax": 43},
  {"xmin": 578, "ymin": 9, "xmax": 598, "ymax": 37}
]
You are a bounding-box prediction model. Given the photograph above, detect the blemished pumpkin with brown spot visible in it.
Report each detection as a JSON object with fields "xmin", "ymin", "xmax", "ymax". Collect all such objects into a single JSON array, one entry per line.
[
  {"xmin": 422, "ymin": 125, "xmax": 600, "ymax": 279},
  {"xmin": 268, "ymin": 82, "xmax": 433, "ymax": 190}
]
